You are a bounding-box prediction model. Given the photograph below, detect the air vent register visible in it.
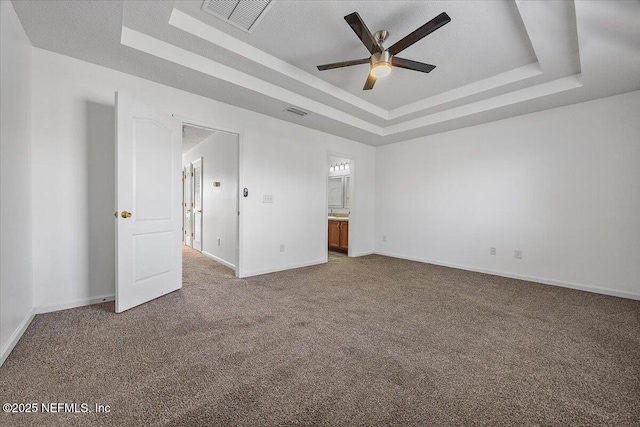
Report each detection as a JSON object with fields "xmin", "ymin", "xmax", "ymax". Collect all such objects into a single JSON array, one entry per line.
[{"xmin": 201, "ymin": 0, "xmax": 273, "ymax": 33}]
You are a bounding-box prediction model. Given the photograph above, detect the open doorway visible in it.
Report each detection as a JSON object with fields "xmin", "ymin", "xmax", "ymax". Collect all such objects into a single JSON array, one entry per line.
[
  {"xmin": 327, "ymin": 154, "xmax": 353, "ymax": 261},
  {"xmin": 182, "ymin": 123, "xmax": 239, "ymax": 273}
]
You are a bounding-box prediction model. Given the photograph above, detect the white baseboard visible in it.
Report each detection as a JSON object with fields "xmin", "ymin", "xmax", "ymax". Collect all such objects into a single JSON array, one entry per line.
[
  {"xmin": 1, "ymin": 307, "xmax": 35, "ymax": 367},
  {"xmin": 375, "ymin": 250, "xmax": 640, "ymax": 301},
  {"xmin": 351, "ymin": 250, "xmax": 375, "ymax": 257},
  {"xmin": 201, "ymin": 251, "xmax": 236, "ymax": 270},
  {"xmin": 240, "ymin": 259, "xmax": 326, "ymax": 278},
  {"xmin": 35, "ymin": 294, "xmax": 115, "ymax": 314}
]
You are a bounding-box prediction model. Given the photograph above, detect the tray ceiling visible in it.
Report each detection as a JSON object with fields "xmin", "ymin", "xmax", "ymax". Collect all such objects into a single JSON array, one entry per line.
[{"xmin": 12, "ymin": 0, "xmax": 640, "ymax": 146}]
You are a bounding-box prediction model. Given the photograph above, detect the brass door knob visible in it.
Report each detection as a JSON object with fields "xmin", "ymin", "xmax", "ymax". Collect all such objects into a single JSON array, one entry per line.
[
  {"xmin": 121, "ymin": 211, "xmax": 132, "ymax": 218},
  {"xmin": 197, "ymin": 209, "xmax": 202, "ymax": 213}
]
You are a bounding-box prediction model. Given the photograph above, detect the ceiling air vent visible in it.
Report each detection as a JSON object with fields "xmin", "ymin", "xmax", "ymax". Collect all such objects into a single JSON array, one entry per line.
[
  {"xmin": 284, "ymin": 107, "xmax": 308, "ymax": 117},
  {"xmin": 201, "ymin": 0, "xmax": 273, "ymax": 33}
]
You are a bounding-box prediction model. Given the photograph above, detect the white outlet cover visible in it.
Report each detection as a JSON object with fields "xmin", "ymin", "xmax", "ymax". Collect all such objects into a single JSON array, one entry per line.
[
  {"xmin": 263, "ymin": 194, "xmax": 274, "ymax": 203},
  {"xmin": 514, "ymin": 250, "xmax": 522, "ymax": 259}
]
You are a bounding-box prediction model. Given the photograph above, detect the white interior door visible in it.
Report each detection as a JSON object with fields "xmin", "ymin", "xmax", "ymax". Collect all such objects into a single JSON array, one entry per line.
[
  {"xmin": 184, "ymin": 164, "xmax": 192, "ymax": 247},
  {"xmin": 115, "ymin": 92, "xmax": 182, "ymax": 313},
  {"xmin": 192, "ymin": 158, "xmax": 203, "ymax": 251}
]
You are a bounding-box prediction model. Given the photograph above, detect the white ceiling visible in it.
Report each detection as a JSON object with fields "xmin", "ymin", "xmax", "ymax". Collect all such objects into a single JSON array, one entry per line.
[
  {"xmin": 176, "ymin": 0, "xmax": 538, "ymax": 109},
  {"xmin": 182, "ymin": 124, "xmax": 215, "ymax": 154},
  {"xmin": 12, "ymin": 1, "xmax": 640, "ymax": 146}
]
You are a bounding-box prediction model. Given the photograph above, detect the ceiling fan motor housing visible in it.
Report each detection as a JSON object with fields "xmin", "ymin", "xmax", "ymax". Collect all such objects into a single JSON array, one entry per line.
[{"xmin": 374, "ymin": 30, "xmax": 389, "ymax": 45}]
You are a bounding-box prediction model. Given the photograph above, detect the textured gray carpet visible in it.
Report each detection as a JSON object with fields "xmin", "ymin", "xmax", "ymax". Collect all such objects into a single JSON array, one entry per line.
[{"xmin": 1, "ymin": 247, "xmax": 639, "ymax": 426}]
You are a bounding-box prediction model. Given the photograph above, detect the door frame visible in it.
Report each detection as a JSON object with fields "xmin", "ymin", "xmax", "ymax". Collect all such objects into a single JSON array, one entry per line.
[
  {"xmin": 182, "ymin": 167, "xmax": 186, "ymax": 243},
  {"xmin": 176, "ymin": 115, "xmax": 242, "ymax": 278},
  {"xmin": 326, "ymin": 151, "xmax": 356, "ymax": 260}
]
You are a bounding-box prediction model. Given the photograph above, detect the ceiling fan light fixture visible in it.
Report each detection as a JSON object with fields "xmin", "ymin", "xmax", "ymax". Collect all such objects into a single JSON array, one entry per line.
[
  {"xmin": 370, "ymin": 51, "xmax": 392, "ymax": 79},
  {"xmin": 371, "ymin": 63, "xmax": 391, "ymax": 78}
]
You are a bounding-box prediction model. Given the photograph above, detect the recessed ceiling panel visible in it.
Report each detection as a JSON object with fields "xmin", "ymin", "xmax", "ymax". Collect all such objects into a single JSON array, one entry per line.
[
  {"xmin": 178, "ymin": 0, "xmax": 538, "ymax": 110},
  {"xmin": 11, "ymin": 0, "xmax": 639, "ymax": 146}
]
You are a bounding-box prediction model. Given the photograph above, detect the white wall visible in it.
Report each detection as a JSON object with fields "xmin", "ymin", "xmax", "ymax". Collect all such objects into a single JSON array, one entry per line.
[
  {"xmin": 28, "ymin": 27, "xmax": 637, "ymax": 314},
  {"xmin": 30, "ymin": 48, "xmax": 376, "ymax": 308},
  {"xmin": 375, "ymin": 91, "xmax": 640, "ymax": 299},
  {"xmin": 183, "ymin": 131, "xmax": 239, "ymax": 268},
  {"xmin": 1, "ymin": 1, "xmax": 34, "ymax": 364}
]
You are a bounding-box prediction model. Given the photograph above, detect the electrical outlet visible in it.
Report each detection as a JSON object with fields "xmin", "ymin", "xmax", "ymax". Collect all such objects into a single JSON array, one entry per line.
[
  {"xmin": 382, "ymin": 235, "xmax": 387, "ymax": 242},
  {"xmin": 217, "ymin": 238, "xmax": 221, "ymax": 246},
  {"xmin": 263, "ymin": 194, "xmax": 274, "ymax": 203},
  {"xmin": 280, "ymin": 244, "xmax": 285, "ymax": 252},
  {"xmin": 490, "ymin": 247, "xmax": 496, "ymax": 255},
  {"xmin": 514, "ymin": 250, "xmax": 522, "ymax": 259}
]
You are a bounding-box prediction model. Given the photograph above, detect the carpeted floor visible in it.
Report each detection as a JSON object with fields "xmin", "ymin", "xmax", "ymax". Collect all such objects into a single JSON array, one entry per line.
[{"xmin": 1, "ymin": 247, "xmax": 639, "ymax": 426}]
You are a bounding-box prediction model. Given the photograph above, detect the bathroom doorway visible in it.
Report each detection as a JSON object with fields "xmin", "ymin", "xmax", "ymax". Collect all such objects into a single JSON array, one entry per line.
[{"xmin": 327, "ymin": 154, "xmax": 353, "ymax": 260}]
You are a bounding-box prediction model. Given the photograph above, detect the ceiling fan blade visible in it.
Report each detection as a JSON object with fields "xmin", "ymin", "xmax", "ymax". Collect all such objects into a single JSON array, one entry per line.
[
  {"xmin": 363, "ymin": 73, "xmax": 376, "ymax": 90},
  {"xmin": 392, "ymin": 57, "xmax": 436, "ymax": 73},
  {"xmin": 344, "ymin": 12, "xmax": 382, "ymax": 55},
  {"xmin": 388, "ymin": 12, "xmax": 451, "ymax": 56},
  {"xmin": 317, "ymin": 58, "xmax": 370, "ymax": 71}
]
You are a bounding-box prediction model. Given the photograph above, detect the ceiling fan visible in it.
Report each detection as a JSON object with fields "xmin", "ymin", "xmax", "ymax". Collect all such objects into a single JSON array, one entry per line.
[{"xmin": 317, "ymin": 11, "xmax": 451, "ymax": 90}]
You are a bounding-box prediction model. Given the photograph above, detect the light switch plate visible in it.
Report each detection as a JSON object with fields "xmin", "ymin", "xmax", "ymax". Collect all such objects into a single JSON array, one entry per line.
[{"xmin": 263, "ymin": 194, "xmax": 274, "ymax": 203}]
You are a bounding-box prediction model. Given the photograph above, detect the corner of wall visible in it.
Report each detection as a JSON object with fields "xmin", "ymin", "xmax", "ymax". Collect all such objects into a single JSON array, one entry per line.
[{"xmin": 0, "ymin": 0, "xmax": 35, "ymax": 366}]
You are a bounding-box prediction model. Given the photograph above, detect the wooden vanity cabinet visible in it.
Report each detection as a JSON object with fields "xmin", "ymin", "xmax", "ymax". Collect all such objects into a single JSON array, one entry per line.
[{"xmin": 328, "ymin": 220, "xmax": 348, "ymax": 253}]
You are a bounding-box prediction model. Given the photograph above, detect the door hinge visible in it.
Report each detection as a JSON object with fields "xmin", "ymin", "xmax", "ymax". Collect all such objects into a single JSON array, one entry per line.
[
  {"xmin": 191, "ymin": 232, "xmax": 194, "ymax": 237},
  {"xmin": 191, "ymin": 172, "xmax": 194, "ymax": 177}
]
